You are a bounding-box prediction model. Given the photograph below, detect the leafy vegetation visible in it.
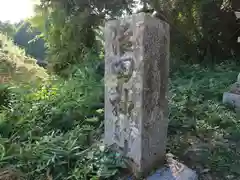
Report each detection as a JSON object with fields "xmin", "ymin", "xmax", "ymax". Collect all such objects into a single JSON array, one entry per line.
[
  {"xmin": 27, "ymin": 0, "xmax": 240, "ymax": 74},
  {"xmin": 0, "ymin": 35, "xmax": 127, "ymax": 180},
  {"xmin": 0, "ymin": 38, "xmax": 239, "ymax": 179},
  {"xmin": 28, "ymin": 0, "xmax": 135, "ymax": 77},
  {"xmin": 0, "ymin": 21, "xmax": 16, "ymax": 38},
  {"xmin": 0, "ymin": 20, "xmax": 46, "ymax": 60},
  {"xmin": 14, "ymin": 22, "xmax": 46, "ymax": 60},
  {"xmin": 0, "ymin": 33, "xmax": 48, "ymax": 84},
  {"xmin": 0, "ymin": 0, "xmax": 240, "ymax": 179},
  {"xmin": 140, "ymin": 0, "xmax": 240, "ymax": 65},
  {"xmin": 169, "ymin": 64, "xmax": 239, "ymax": 180}
]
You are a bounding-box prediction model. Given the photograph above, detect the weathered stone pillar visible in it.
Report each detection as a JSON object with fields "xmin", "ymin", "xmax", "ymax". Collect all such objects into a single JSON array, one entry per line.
[{"xmin": 104, "ymin": 13, "xmax": 169, "ymax": 176}]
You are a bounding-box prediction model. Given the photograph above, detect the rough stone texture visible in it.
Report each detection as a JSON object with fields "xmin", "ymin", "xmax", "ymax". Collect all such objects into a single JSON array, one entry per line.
[
  {"xmin": 223, "ymin": 73, "xmax": 240, "ymax": 109},
  {"xmin": 104, "ymin": 13, "xmax": 169, "ymax": 177},
  {"xmin": 147, "ymin": 165, "xmax": 197, "ymax": 180},
  {"xmin": 147, "ymin": 154, "xmax": 197, "ymax": 180},
  {"xmin": 229, "ymin": 82, "xmax": 240, "ymax": 95},
  {"xmin": 223, "ymin": 92, "xmax": 240, "ymax": 108},
  {"xmin": 125, "ymin": 154, "xmax": 198, "ymax": 180}
]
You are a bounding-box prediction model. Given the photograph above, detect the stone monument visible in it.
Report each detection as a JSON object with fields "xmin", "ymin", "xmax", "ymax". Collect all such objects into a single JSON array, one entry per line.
[
  {"xmin": 104, "ymin": 13, "xmax": 197, "ymax": 179},
  {"xmin": 223, "ymin": 79, "xmax": 240, "ymax": 109}
]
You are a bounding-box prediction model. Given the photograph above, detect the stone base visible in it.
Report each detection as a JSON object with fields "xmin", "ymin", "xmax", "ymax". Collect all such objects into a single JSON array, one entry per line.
[
  {"xmin": 223, "ymin": 92, "xmax": 240, "ymax": 108},
  {"xmin": 147, "ymin": 164, "xmax": 197, "ymax": 180},
  {"xmin": 124, "ymin": 154, "xmax": 197, "ymax": 180}
]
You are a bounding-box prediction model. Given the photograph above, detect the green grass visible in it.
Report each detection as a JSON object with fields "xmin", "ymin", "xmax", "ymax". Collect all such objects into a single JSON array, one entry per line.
[
  {"xmin": 0, "ymin": 33, "xmax": 48, "ymax": 85},
  {"xmin": 0, "ymin": 41, "xmax": 125, "ymax": 179},
  {"xmin": 168, "ymin": 64, "xmax": 239, "ymax": 180}
]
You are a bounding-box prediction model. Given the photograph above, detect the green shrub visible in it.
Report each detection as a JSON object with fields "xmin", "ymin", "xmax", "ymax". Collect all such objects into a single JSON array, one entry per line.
[
  {"xmin": 1, "ymin": 33, "xmax": 239, "ymax": 179},
  {"xmin": 0, "ymin": 56, "xmax": 127, "ymax": 179},
  {"xmin": 0, "ymin": 33, "xmax": 48, "ymax": 85},
  {"xmin": 0, "ymin": 85, "xmax": 11, "ymax": 109},
  {"xmin": 168, "ymin": 63, "xmax": 240, "ymax": 179}
]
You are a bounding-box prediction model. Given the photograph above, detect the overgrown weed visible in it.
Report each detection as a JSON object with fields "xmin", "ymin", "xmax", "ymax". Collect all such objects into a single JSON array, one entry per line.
[
  {"xmin": 0, "ymin": 37, "xmax": 239, "ymax": 179},
  {"xmin": 169, "ymin": 64, "xmax": 239, "ymax": 180}
]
